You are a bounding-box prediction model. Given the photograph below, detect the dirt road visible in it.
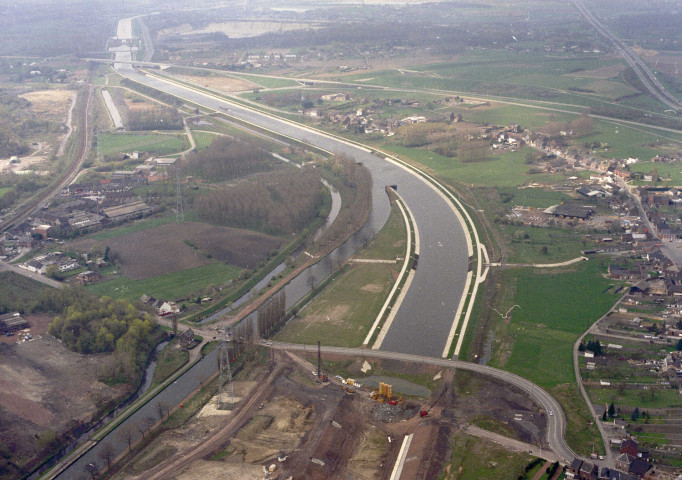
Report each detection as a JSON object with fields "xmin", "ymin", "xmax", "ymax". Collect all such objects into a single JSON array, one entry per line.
[{"xmin": 135, "ymin": 360, "xmax": 285, "ymax": 480}]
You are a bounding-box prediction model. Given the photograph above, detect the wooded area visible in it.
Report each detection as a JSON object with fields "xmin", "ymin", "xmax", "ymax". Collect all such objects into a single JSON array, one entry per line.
[
  {"xmin": 127, "ymin": 106, "xmax": 182, "ymax": 131},
  {"xmin": 46, "ymin": 290, "xmax": 159, "ymax": 384},
  {"xmin": 194, "ymin": 167, "xmax": 325, "ymax": 235},
  {"xmin": 181, "ymin": 136, "xmax": 274, "ymax": 181}
]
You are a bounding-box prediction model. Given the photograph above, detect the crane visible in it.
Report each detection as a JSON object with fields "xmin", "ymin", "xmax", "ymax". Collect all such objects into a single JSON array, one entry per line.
[{"xmin": 420, "ymin": 387, "xmax": 447, "ymax": 417}]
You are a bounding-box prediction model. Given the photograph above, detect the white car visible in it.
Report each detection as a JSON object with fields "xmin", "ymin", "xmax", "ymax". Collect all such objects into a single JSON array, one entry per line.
[{"xmin": 549, "ymin": 411, "xmax": 554, "ymax": 416}]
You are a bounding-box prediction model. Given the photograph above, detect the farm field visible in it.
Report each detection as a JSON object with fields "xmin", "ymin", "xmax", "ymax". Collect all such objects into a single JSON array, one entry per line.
[
  {"xmin": 67, "ymin": 221, "xmax": 284, "ymax": 301},
  {"xmin": 85, "ymin": 262, "xmax": 241, "ymax": 303},
  {"xmin": 96, "ymin": 133, "xmax": 186, "ymax": 155}
]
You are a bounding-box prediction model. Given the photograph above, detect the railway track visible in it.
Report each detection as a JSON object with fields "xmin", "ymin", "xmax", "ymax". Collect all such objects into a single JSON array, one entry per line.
[{"xmin": 0, "ymin": 76, "xmax": 93, "ymax": 233}]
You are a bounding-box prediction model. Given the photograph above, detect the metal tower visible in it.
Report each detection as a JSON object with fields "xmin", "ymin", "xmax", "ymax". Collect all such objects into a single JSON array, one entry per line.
[
  {"xmin": 218, "ymin": 328, "xmax": 235, "ymax": 406},
  {"xmin": 175, "ymin": 165, "xmax": 184, "ymax": 223}
]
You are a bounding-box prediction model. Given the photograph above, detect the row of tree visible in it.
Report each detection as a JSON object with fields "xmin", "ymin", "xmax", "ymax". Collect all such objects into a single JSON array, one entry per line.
[
  {"xmin": 315, "ymin": 154, "xmax": 372, "ymax": 247},
  {"xmin": 194, "ymin": 168, "xmax": 325, "ymax": 235}
]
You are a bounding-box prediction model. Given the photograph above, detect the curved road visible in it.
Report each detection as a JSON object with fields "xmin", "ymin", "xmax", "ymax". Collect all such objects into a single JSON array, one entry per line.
[{"xmin": 270, "ymin": 342, "xmax": 577, "ymax": 463}]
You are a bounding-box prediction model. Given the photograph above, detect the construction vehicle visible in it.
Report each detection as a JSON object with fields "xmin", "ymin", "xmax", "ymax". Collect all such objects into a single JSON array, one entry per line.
[{"xmin": 420, "ymin": 388, "xmax": 447, "ymax": 417}]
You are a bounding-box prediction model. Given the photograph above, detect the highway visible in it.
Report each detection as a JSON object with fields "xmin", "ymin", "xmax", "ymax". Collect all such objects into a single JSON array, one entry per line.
[{"xmin": 571, "ymin": 0, "xmax": 682, "ymax": 112}]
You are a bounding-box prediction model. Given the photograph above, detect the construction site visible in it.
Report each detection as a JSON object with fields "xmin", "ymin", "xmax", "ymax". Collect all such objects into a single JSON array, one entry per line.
[{"xmin": 109, "ymin": 343, "xmax": 549, "ymax": 480}]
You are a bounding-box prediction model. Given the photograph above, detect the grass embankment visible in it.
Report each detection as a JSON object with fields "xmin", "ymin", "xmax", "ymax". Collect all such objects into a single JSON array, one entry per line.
[
  {"xmin": 274, "ymin": 201, "xmax": 406, "ymax": 346},
  {"xmin": 149, "ymin": 340, "xmax": 189, "ymax": 389}
]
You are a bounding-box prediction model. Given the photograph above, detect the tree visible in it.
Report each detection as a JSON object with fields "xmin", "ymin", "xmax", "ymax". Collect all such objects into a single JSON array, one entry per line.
[
  {"xmin": 677, "ymin": 338, "xmax": 682, "ymax": 351},
  {"xmin": 117, "ymin": 423, "xmax": 135, "ymax": 451},
  {"xmin": 84, "ymin": 461, "xmax": 99, "ymax": 479},
  {"xmin": 155, "ymin": 401, "xmax": 170, "ymax": 420},
  {"xmin": 98, "ymin": 442, "xmax": 116, "ymax": 470},
  {"xmin": 540, "ymin": 245, "xmax": 549, "ymax": 255},
  {"xmin": 602, "ymin": 411, "xmax": 607, "ymax": 421},
  {"xmin": 608, "ymin": 402, "xmax": 616, "ymax": 418},
  {"xmin": 171, "ymin": 314, "xmax": 178, "ymax": 337},
  {"xmin": 631, "ymin": 407, "xmax": 640, "ymax": 422},
  {"xmin": 45, "ymin": 264, "xmax": 65, "ymax": 281}
]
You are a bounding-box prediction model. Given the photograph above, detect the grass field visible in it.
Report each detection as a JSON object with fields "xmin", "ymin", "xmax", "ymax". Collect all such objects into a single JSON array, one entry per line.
[
  {"xmin": 191, "ymin": 130, "xmax": 220, "ymax": 150},
  {"xmin": 86, "ymin": 215, "xmax": 179, "ymax": 241},
  {"xmin": 85, "ymin": 262, "xmax": 242, "ymax": 303},
  {"xmin": 382, "ymin": 144, "xmax": 565, "ymax": 187},
  {"xmin": 492, "ymin": 260, "xmax": 619, "ymax": 387},
  {"xmin": 587, "ymin": 385, "xmax": 682, "ymax": 410},
  {"xmin": 502, "ymin": 225, "xmax": 591, "ymax": 264},
  {"xmin": 275, "ymin": 202, "xmax": 406, "ymax": 346},
  {"xmin": 0, "ymin": 187, "xmax": 12, "ymax": 198},
  {"xmin": 0, "ymin": 272, "xmax": 51, "ymax": 310},
  {"xmin": 97, "ymin": 133, "xmax": 186, "ymax": 156},
  {"xmin": 441, "ymin": 432, "xmax": 536, "ymax": 480},
  {"xmin": 150, "ymin": 340, "xmax": 189, "ymax": 389},
  {"xmin": 274, "ymin": 263, "xmax": 396, "ymax": 347}
]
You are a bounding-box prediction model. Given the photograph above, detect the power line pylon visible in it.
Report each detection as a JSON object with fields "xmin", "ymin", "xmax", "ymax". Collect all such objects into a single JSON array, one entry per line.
[
  {"xmin": 218, "ymin": 328, "xmax": 235, "ymax": 407},
  {"xmin": 175, "ymin": 165, "xmax": 184, "ymax": 223}
]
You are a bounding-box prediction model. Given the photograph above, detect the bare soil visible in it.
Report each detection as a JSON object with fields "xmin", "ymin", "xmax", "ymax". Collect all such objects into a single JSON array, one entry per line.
[
  {"xmin": 113, "ymin": 351, "xmax": 548, "ymax": 480},
  {"xmin": 68, "ymin": 222, "xmax": 284, "ymax": 280},
  {"xmin": 19, "ymin": 89, "xmax": 75, "ymax": 123},
  {"xmin": 177, "ymin": 75, "xmax": 259, "ymax": 93},
  {"xmin": 0, "ymin": 337, "xmax": 127, "ymax": 467}
]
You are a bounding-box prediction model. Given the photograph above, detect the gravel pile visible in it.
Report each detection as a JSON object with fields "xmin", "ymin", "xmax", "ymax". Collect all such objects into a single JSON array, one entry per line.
[{"xmin": 371, "ymin": 403, "xmax": 401, "ymax": 423}]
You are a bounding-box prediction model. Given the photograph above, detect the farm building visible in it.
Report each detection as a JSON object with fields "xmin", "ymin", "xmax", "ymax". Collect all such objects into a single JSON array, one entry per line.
[
  {"xmin": 77, "ymin": 270, "xmax": 100, "ymax": 285},
  {"xmin": 0, "ymin": 313, "xmax": 29, "ymax": 333},
  {"xmin": 545, "ymin": 204, "xmax": 594, "ymax": 220},
  {"xmin": 102, "ymin": 201, "xmax": 153, "ymax": 222}
]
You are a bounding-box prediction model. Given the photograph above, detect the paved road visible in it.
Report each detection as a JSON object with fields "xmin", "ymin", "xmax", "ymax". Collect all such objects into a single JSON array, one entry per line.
[
  {"xmin": 0, "ymin": 261, "xmax": 63, "ymax": 288},
  {"xmin": 119, "ymin": 68, "xmax": 471, "ymax": 358},
  {"xmin": 269, "ymin": 342, "xmax": 578, "ymax": 463}
]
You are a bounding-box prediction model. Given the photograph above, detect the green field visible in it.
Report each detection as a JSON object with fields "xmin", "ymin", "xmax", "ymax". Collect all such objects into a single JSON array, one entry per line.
[
  {"xmin": 150, "ymin": 339, "xmax": 189, "ymax": 389},
  {"xmin": 383, "ymin": 144, "xmax": 565, "ymax": 187},
  {"xmin": 0, "ymin": 272, "xmax": 52, "ymax": 311},
  {"xmin": 231, "ymin": 73, "xmax": 299, "ymax": 89},
  {"xmin": 0, "ymin": 187, "xmax": 11, "ymax": 198},
  {"xmin": 587, "ymin": 384, "xmax": 682, "ymax": 409},
  {"xmin": 85, "ymin": 262, "xmax": 242, "ymax": 303},
  {"xmin": 502, "ymin": 225, "xmax": 592, "ymax": 264},
  {"xmin": 86, "ymin": 215, "xmax": 178, "ymax": 241},
  {"xmin": 191, "ymin": 130, "xmax": 220, "ymax": 150},
  {"xmin": 274, "ymin": 263, "xmax": 395, "ymax": 347},
  {"xmin": 97, "ymin": 133, "xmax": 186, "ymax": 156},
  {"xmin": 275, "ymin": 202, "xmax": 406, "ymax": 346},
  {"xmin": 493, "ymin": 260, "xmax": 620, "ymax": 387}
]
